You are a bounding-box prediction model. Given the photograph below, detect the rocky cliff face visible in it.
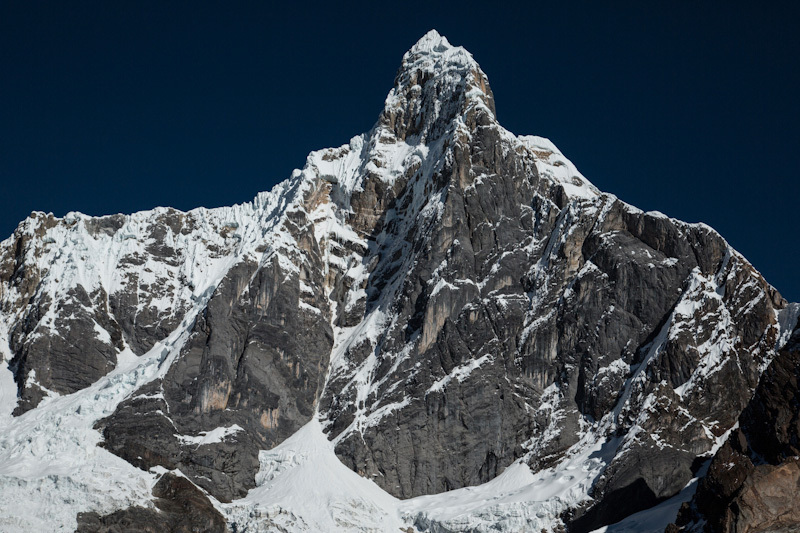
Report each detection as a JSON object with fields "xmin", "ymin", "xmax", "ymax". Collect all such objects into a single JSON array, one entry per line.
[
  {"xmin": 0, "ymin": 30, "xmax": 796, "ymax": 533},
  {"xmin": 669, "ymin": 316, "xmax": 800, "ymax": 533}
]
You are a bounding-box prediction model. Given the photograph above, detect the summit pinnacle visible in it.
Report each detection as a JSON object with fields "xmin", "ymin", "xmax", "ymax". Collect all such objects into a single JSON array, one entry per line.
[{"xmin": 0, "ymin": 31, "xmax": 796, "ymax": 533}]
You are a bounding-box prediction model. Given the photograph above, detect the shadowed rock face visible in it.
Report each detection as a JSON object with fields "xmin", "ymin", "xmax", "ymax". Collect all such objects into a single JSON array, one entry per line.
[
  {"xmin": 0, "ymin": 209, "xmax": 235, "ymax": 414},
  {"xmin": 97, "ymin": 193, "xmax": 336, "ymax": 503},
  {"xmin": 76, "ymin": 473, "xmax": 228, "ymax": 533},
  {"xmin": 672, "ymin": 318, "xmax": 800, "ymax": 533},
  {"xmin": 0, "ymin": 30, "xmax": 796, "ymax": 532},
  {"xmin": 312, "ymin": 35, "xmax": 788, "ymax": 531}
]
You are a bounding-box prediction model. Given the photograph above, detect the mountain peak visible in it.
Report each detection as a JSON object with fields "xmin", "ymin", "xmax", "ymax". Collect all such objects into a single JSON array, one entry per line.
[
  {"xmin": 4, "ymin": 30, "xmax": 792, "ymax": 533},
  {"xmin": 408, "ymin": 29, "xmax": 453, "ymax": 55},
  {"xmin": 400, "ymin": 29, "xmax": 477, "ymax": 74},
  {"xmin": 381, "ymin": 30, "xmax": 495, "ymax": 142}
]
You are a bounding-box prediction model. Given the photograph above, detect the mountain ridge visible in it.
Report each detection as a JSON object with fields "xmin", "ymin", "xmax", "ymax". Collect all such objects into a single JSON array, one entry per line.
[{"xmin": 0, "ymin": 30, "xmax": 797, "ymax": 533}]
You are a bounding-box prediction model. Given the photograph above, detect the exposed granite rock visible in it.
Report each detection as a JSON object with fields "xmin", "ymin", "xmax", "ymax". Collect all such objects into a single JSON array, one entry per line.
[
  {"xmin": 0, "ymin": 208, "xmax": 244, "ymax": 413},
  {"xmin": 76, "ymin": 473, "xmax": 228, "ymax": 533},
  {"xmin": 0, "ymin": 31, "xmax": 795, "ymax": 532},
  {"xmin": 9, "ymin": 284, "xmax": 124, "ymax": 415},
  {"xmin": 97, "ymin": 186, "xmax": 335, "ymax": 502},
  {"xmin": 672, "ymin": 317, "xmax": 800, "ymax": 533},
  {"xmin": 314, "ymin": 35, "xmax": 787, "ymax": 533}
]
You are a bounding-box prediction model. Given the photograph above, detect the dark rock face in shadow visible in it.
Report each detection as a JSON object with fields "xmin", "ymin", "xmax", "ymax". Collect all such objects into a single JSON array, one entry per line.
[
  {"xmin": 0, "ymin": 31, "xmax": 795, "ymax": 532},
  {"xmin": 98, "ymin": 194, "xmax": 336, "ymax": 503},
  {"xmin": 671, "ymin": 318, "xmax": 800, "ymax": 533},
  {"xmin": 76, "ymin": 473, "xmax": 228, "ymax": 533},
  {"xmin": 0, "ymin": 209, "xmax": 235, "ymax": 414},
  {"xmin": 316, "ymin": 39, "xmax": 788, "ymax": 529}
]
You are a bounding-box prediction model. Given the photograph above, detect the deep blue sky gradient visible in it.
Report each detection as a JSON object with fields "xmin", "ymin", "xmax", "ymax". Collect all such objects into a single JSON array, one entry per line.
[{"xmin": 1, "ymin": 2, "xmax": 798, "ymax": 300}]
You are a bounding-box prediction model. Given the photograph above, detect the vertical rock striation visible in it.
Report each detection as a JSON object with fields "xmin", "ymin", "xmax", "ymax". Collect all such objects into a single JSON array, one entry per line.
[
  {"xmin": 671, "ymin": 312, "xmax": 800, "ymax": 533},
  {"xmin": 0, "ymin": 30, "xmax": 795, "ymax": 532}
]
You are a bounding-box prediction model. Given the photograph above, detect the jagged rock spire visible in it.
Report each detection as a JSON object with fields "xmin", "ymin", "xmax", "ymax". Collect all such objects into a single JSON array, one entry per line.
[
  {"xmin": 1, "ymin": 28, "xmax": 796, "ymax": 533},
  {"xmin": 379, "ymin": 30, "xmax": 496, "ymax": 142}
]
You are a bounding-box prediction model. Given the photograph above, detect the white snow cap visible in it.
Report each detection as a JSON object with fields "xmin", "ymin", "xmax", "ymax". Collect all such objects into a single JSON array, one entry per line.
[
  {"xmin": 402, "ymin": 29, "xmax": 476, "ymax": 68},
  {"xmin": 409, "ymin": 29, "xmax": 453, "ymax": 54}
]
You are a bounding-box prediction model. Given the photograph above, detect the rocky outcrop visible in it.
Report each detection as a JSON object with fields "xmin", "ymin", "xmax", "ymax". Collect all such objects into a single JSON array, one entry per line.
[
  {"xmin": 97, "ymin": 183, "xmax": 338, "ymax": 502},
  {"xmin": 672, "ymin": 316, "xmax": 800, "ymax": 533},
  {"xmin": 311, "ymin": 34, "xmax": 788, "ymax": 532},
  {"xmin": 0, "ymin": 207, "xmax": 247, "ymax": 414},
  {"xmin": 76, "ymin": 473, "xmax": 228, "ymax": 533},
  {"xmin": 0, "ymin": 30, "xmax": 796, "ymax": 533}
]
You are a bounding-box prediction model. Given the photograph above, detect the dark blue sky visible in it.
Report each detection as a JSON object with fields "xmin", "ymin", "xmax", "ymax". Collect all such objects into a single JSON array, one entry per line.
[{"xmin": 1, "ymin": 2, "xmax": 798, "ymax": 301}]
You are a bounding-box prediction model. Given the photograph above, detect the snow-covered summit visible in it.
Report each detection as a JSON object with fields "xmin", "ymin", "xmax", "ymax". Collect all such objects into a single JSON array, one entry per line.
[
  {"xmin": 0, "ymin": 30, "xmax": 794, "ymax": 533},
  {"xmin": 381, "ymin": 30, "xmax": 495, "ymax": 143},
  {"xmin": 402, "ymin": 29, "xmax": 477, "ymax": 73},
  {"xmin": 408, "ymin": 29, "xmax": 454, "ymax": 55}
]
